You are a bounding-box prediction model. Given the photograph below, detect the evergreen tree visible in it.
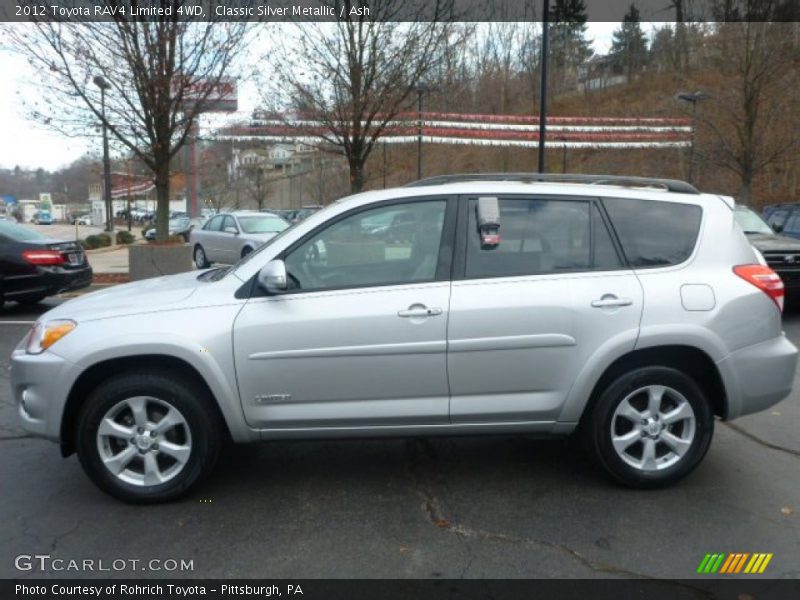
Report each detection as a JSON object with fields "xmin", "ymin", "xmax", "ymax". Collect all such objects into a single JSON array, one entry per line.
[
  {"xmin": 610, "ymin": 4, "xmax": 649, "ymax": 80},
  {"xmin": 549, "ymin": 0, "xmax": 593, "ymax": 89}
]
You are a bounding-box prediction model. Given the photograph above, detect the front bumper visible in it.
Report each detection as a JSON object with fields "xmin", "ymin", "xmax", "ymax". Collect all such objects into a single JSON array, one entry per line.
[
  {"xmin": 9, "ymin": 347, "xmax": 78, "ymax": 443},
  {"xmin": 717, "ymin": 333, "xmax": 799, "ymax": 419}
]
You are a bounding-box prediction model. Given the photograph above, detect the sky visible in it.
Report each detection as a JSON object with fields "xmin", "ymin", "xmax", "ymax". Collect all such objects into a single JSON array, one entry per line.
[{"xmin": 0, "ymin": 22, "xmax": 624, "ymax": 172}]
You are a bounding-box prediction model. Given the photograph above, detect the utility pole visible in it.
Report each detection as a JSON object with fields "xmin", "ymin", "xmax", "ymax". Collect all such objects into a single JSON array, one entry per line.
[
  {"xmin": 415, "ymin": 82, "xmax": 430, "ymax": 180},
  {"xmin": 93, "ymin": 75, "xmax": 113, "ymax": 232},
  {"xmin": 538, "ymin": 0, "xmax": 550, "ymax": 173},
  {"xmin": 676, "ymin": 91, "xmax": 710, "ymax": 184}
]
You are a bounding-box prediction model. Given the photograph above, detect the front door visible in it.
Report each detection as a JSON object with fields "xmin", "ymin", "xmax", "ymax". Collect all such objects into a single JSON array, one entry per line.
[
  {"xmin": 233, "ymin": 197, "xmax": 455, "ymax": 429},
  {"xmin": 447, "ymin": 196, "xmax": 643, "ymax": 423}
]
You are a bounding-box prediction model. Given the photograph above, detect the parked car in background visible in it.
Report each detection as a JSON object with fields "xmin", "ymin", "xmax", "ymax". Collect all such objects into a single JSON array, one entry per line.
[
  {"xmin": 0, "ymin": 214, "xmax": 18, "ymax": 224},
  {"xmin": 144, "ymin": 215, "xmax": 193, "ymax": 241},
  {"xmin": 31, "ymin": 211, "xmax": 53, "ymax": 225},
  {"xmin": 11, "ymin": 174, "xmax": 797, "ymax": 502},
  {"xmin": 294, "ymin": 205, "xmax": 322, "ymax": 222},
  {"xmin": 190, "ymin": 211, "xmax": 290, "ymax": 267},
  {"xmin": 762, "ymin": 203, "xmax": 800, "ymax": 238},
  {"xmin": 72, "ymin": 215, "xmax": 92, "ymax": 226},
  {"xmin": 735, "ymin": 205, "xmax": 800, "ymax": 297},
  {"xmin": 0, "ymin": 220, "xmax": 91, "ymax": 308}
]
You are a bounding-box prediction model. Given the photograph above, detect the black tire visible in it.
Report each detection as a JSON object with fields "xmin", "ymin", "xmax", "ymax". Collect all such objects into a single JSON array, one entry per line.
[
  {"xmin": 194, "ymin": 244, "xmax": 211, "ymax": 269},
  {"xmin": 241, "ymin": 246, "xmax": 253, "ymax": 259},
  {"xmin": 582, "ymin": 366, "xmax": 714, "ymax": 489},
  {"xmin": 76, "ymin": 370, "xmax": 221, "ymax": 503}
]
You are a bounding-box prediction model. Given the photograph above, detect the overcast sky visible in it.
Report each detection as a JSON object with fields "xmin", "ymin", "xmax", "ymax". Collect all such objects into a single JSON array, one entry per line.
[{"xmin": 0, "ymin": 22, "xmax": 629, "ymax": 172}]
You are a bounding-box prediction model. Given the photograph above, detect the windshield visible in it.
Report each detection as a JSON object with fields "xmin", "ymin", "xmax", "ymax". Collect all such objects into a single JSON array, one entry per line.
[
  {"xmin": 238, "ymin": 215, "xmax": 289, "ymax": 234},
  {"xmin": 734, "ymin": 207, "xmax": 774, "ymax": 235},
  {"xmin": 0, "ymin": 221, "xmax": 47, "ymax": 242}
]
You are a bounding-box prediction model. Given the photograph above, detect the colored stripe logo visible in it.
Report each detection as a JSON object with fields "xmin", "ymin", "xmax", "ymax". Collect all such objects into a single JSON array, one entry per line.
[{"xmin": 697, "ymin": 553, "xmax": 773, "ymax": 574}]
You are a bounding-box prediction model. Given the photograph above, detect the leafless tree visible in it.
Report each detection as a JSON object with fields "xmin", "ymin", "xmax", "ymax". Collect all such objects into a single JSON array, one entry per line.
[
  {"xmin": 263, "ymin": 0, "xmax": 456, "ymax": 192},
  {"xmin": 691, "ymin": 21, "xmax": 800, "ymax": 204},
  {"xmin": 239, "ymin": 163, "xmax": 271, "ymax": 211},
  {"xmin": 7, "ymin": 3, "xmax": 248, "ymax": 239}
]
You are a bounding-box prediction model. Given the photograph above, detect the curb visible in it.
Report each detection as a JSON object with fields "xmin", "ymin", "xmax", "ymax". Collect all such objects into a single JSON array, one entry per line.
[{"xmin": 93, "ymin": 273, "xmax": 130, "ymax": 284}]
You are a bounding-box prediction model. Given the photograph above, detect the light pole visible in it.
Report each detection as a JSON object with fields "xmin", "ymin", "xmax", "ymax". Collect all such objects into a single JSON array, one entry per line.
[
  {"xmin": 93, "ymin": 75, "xmax": 113, "ymax": 232},
  {"xmin": 538, "ymin": 0, "xmax": 550, "ymax": 173},
  {"xmin": 677, "ymin": 91, "xmax": 710, "ymax": 184},
  {"xmin": 415, "ymin": 82, "xmax": 430, "ymax": 180}
]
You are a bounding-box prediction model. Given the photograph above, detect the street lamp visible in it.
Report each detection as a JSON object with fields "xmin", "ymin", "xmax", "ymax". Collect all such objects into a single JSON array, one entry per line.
[
  {"xmin": 676, "ymin": 91, "xmax": 710, "ymax": 184},
  {"xmin": 538, "ymin": 0, "xmax": 550, "ymax": 173},
  {"xmin": 93, "ymin": 75, "xmax": 113, "ymax": 233},
  {"xmin": 415, "ymin": 82, "xmax": 430, "ymax": 180}
]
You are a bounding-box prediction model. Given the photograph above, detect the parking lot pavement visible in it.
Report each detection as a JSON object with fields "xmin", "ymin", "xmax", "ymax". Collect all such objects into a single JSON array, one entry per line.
[{"xmin": 1, "ymin": 299, "xmax": 798, "ymax": 579}]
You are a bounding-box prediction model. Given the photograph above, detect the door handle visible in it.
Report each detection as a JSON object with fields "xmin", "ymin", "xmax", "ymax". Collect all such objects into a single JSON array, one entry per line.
[
  {"xmin": 398, "ymin": 306, "xmax": 443, "ymax": 318},
  {"xmin": 591, "ymin": 296, "xmax": 633, "ymax": 308}
]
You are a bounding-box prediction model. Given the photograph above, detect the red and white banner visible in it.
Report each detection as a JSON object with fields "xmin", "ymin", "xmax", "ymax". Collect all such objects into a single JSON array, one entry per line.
[{"xmin": 216, "ymin": 112, "xmax": 692, "ymax": 149}]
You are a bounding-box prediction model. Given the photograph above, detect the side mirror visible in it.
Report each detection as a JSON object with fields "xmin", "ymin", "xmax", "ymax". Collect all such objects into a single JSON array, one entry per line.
[
  {"xmin": 258, "ymin": 259, "xmax": 288, "ymax": 294},
  {"xmin": 773, "ymin": 223, "xmax": 784, "ymax": 234},
  {"xmin": 224, "ymin": 226, "xmax": 238, "ymax": 234}
]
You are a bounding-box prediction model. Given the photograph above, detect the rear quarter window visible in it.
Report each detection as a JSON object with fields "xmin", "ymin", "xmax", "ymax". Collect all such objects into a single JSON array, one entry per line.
[{"xmin": 603, "ymin": 197, "xmax": 702, "ymax": 268}]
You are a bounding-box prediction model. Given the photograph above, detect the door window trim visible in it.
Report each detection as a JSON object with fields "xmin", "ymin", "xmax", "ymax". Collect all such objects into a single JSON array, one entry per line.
[
  {"xmin": 242, "ymin": 195, "xmax": 458, "ymax": 298},
  {"xmin": 454, "ymin": 194, "xmax": 628, "ymax": 282}
]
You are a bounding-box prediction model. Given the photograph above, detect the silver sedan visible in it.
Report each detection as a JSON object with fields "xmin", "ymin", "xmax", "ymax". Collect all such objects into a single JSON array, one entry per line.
[{"xmin": 190, "ymin": 211, "xmax": 289, "ymax": 267}]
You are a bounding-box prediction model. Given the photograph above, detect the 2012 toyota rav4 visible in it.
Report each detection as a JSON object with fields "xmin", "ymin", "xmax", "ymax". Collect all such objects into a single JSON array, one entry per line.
[{"xmin": 10, "ymin": 174, "xmax": 798, "ymax": 503}]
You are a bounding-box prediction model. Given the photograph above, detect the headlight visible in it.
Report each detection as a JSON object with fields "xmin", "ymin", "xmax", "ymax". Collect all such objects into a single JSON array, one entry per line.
[{"xmin": 26, "ymin": 319, "xmax": 77, "ymax": 354}]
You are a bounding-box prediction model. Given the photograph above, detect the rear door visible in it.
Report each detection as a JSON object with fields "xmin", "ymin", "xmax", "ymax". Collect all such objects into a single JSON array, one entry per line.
[{"xmin": 447, "ymin": 195, "xmax": 643, "ymax": 424}]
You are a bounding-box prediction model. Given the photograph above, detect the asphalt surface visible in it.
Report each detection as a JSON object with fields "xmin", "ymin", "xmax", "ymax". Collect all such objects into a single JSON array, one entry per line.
[{"xmin": 0, "ymin": 297, "xmax": 798, "ymax": 580}]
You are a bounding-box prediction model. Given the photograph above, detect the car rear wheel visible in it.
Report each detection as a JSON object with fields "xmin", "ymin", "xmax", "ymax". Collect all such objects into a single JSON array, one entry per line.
[
  {"xmin": 76, "ymin": 370, "xmax": 221, "ymax": 503},
  {"xmin": 582, "ymin": 366, "xmax": 713, "ymax": 488},
  {"xmin": 194, "ymin": 244, "xmax": 210, "ymax": 269},
  {"xmin": 241, "ymin": 246, "xmax": 253, "ymax": 259}
]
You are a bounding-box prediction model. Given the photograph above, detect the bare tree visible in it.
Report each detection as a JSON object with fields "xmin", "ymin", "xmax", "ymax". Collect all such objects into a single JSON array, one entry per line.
[
  {"xmin": 239, "ymin": 163, "xmax": 270, "ymax": 211},
  {"xmin": 7, "ymin": 3, "xmax": 247, "ymax": 240},
  {"xmin": 264, "ymin": 1, "xmax": 455, "ymax": 192},
  {"xmin": 692, "ymin": 21, "xmax": 800, "ymax": 204}
]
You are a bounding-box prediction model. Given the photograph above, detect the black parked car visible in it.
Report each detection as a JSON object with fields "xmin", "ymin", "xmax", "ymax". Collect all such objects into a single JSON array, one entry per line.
[
  {"xmin": 735, "ymin": 205, "xmax": 800, "ymax": 293},
  {"xmin": 0, "ymin": 221, "xmax": 92, "ymax": 308},
  {"xmin": 762, "ymin": 203, "xmax": 800, "ymax": 239}
]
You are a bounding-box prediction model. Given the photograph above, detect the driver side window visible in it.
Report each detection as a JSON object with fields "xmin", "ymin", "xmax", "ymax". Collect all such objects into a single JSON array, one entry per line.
[{"xmin": 284, "ymin": 200, "xmax": 447, "ymax": 292}]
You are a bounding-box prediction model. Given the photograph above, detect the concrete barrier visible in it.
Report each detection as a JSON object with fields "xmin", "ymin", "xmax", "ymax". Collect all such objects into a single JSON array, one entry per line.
[{"xmin": 128, "ymin": 243, "xmax": 193, "ymax": 281}]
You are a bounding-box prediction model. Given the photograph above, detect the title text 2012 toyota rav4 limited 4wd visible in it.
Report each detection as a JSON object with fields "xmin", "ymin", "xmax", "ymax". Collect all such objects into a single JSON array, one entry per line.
[{"xmin": 10, "ymin": 174, "xmax": 798, "ymax": 503}]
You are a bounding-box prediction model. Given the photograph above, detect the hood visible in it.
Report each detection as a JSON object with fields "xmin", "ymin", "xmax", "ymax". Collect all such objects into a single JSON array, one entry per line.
[
  {"xmin": 40, "ymin": 270, "xmax": 203, "ymax": 323},
  {"xmin": 745, "ymin": 232, "xmax": 800, "ymax": 252}
]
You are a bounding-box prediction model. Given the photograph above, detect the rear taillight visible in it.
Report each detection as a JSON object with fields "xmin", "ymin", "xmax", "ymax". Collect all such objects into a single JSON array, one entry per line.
[
  {"xmin": 22, "ymin": 249, "xmax": 65, "ymax": 265},
  {"xmin": 734, "ymin": 264, "xmax": 785, "ymax": 312}
]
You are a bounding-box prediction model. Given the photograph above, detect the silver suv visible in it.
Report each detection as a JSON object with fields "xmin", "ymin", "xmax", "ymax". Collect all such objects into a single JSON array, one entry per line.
[{"xmin": 10, "ymin": 174, "xmax": 798, "ymax": 503}]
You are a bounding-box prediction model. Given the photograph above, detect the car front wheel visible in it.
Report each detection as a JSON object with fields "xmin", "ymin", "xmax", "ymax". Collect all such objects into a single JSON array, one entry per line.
[
  {"xmin": 76, "ymin": 370, "xmax": 221, "ymax": 503},
  {"xmin": 582, "ymin": 366, "xmax": 713, "ymax": 488},
  {"xmin": 194, "ymin": 244, "xmax": 210, "ymax": 268}
]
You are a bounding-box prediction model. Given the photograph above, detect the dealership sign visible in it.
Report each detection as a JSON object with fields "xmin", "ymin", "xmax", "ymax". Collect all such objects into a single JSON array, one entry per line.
[{"xmin": 180, "ymin": 78, "xmax": 237, "ymax": 113}]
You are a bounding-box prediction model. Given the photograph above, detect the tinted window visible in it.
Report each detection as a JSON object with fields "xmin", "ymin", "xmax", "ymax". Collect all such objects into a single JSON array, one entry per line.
[
  {"xmin": 465, "ymin": 198, "xmax": 621, "ymax": 279},
  {"xmin": 765, "ymin": 209, "xmax": 788, "ymax": 228},
  {"xmin": 284, "ymin": 200, "xmax": 447, "ymax": 292},
  {"xmin": 204, "ymin": 215, "xmax": 224, "ymax": 231},
  {"xmin": 603, "ymin": 198, "xmax": 702, "ymax": 267},
  {"xmin": 783, "ymin": 211, "xmax": 800, "ymax": 235},
  {"xmin": 223, "ymin": 216, "xmax": 237, "ymax": 232}
]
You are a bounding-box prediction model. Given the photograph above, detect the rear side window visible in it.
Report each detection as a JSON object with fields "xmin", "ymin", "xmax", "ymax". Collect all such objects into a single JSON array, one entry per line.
[
  {"xmin": 603, "ymin": 198, "xmax": 702, "ymax": 268},
  {"xmin": 464, "ymin": 197, "xmax": 622, "ymax": 279}
]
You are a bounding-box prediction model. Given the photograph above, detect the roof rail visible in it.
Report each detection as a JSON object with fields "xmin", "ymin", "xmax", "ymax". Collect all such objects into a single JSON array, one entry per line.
[{"xmin": 406, "ymin": 173, "xmax": 700, "ymax": 195}]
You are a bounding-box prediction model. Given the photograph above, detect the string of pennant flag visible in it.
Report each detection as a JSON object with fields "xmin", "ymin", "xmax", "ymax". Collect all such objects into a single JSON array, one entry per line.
[{"xmin": 214, "ymin": 112, "xmax": 693, "ymax": 149}]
